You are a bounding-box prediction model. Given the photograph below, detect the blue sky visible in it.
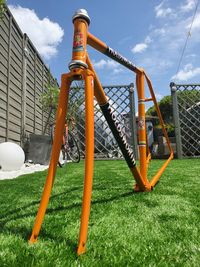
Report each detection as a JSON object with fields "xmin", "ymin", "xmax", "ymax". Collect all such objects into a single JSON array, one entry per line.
[{"xmin": 6, "ymin": 0, "xmax": 200, "ymax": 104}]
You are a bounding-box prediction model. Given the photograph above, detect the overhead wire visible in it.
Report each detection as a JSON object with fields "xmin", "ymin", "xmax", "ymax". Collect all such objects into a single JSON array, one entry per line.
[{"xmin": 174, "ymin": 0, "xmax": 200, "ymax": 82}]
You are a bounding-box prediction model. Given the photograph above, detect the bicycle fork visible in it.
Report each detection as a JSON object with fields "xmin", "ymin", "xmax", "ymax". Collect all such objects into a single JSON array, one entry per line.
[{"xmin": 29, "ymin": 69, "xmax": 95, "ymax": 255}]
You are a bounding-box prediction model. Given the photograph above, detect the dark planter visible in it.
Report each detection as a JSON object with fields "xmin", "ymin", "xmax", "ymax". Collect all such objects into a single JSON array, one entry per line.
[{"xmin": 26, "ymin": 134, "xmax": 52, "ymax": 165}]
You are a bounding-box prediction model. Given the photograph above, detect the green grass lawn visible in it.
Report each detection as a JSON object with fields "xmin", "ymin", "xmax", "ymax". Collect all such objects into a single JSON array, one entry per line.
[{"xmin": 0, "ymin": 159, "xmax": 200, "ymax": 266}]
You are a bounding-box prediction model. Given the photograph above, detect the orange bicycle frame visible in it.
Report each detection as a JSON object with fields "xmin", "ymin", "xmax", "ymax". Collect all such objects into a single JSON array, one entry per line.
[{"xmin": 29, "ymin": 9, "xmax": 173, "ymax": 255}]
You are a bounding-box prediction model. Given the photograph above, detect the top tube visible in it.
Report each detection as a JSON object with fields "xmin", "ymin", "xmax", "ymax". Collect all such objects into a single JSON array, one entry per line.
[{"xmin": 87, "ymin": 32, "xmax": 142, "ymax": 74}]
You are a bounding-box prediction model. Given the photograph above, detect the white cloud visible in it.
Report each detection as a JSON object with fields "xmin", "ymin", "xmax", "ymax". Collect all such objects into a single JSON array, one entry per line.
[
  {"xmin": 137, "ymin": 57, "xmax": 173, "ymax": 76},
  {"xmin": 185, "ymin": 53, "xmax": 197, "ymax": 58},
  {"xmin": 131, "ymin": 35, "xmax": 152, "ymax": 54},
  {"xmin": 93, "ymin": 59, "xmax": 119, "ymax": 69},
  {"xmin": 153, "ymin": 27, "xmax": 166, "ymax": 37},
  {"xmin": 144, "ymin": 36, "xmax": 152, "ymax": 44},
  {"xmin": 93, "ymin": 59, "xmax": 123, "ymax": 75},
  {"xmin": 155, "ymin": 1, "xmax": 173, "ymax": 18},
  {"xmin": 118, "ymin": 36, "xmax": 132, "ymax": 45},
  {"xmin": 8, "ymin": 5, "xmax": 64, "ymax": 60},
  {"xmin": 113, "ymin": 68, "xmax": 123, "ymax": 74},
  {"xmin": 172, "ymin": 64, "xmax": 200, "ymax": 81},
  {"xmin": 189, "ymin": 12, "xmax": 200, "ymax": 31},
  {"xmin": 180, "ymin": 0, "xmax": 196, "ymax": 13},
  {"xmin": 133, "ymin": 2, "xmax": 200, "ymax": 75},
  {"xmin": 155, "ymin": 93, "xmax": 163, "ymax": 100},
  {"xmin": 132, "ymin": 43, "xmax": 148, "ymax": 53}
]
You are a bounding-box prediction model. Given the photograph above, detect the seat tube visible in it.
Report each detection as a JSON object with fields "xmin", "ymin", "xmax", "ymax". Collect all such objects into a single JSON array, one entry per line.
[{"xmin": 136, "ymin": 71, "xmax": 148, "ymax": 184}]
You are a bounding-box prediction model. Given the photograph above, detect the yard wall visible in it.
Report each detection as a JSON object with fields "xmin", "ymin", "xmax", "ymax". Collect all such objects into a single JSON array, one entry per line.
[{"xmin": 0, "ymin": 6, "xmax": 56, "ymax": 146}]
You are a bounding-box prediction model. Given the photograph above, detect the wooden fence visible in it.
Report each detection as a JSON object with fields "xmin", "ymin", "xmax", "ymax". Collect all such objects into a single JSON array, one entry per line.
[{"xmin": 0, "ymin": 6, "xmax": 56, "ymax": 146}]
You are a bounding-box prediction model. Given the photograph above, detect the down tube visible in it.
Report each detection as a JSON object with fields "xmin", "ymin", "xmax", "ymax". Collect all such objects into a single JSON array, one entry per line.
[
  {"xmin": 87, "ymin": 57, "xmax": 149, "ymax": 190},
  {"xmin": 100, "ymin": 102, "xmax": 147, "ymax": 190},
  {"xmin": 87, "ymin": 55, "xmax": 136, "ymax": 169}
]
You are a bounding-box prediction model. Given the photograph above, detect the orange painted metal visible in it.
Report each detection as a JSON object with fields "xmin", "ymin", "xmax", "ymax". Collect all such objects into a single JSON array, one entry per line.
[
  {"xmin": 144, "ymin": 98, "xmax": 153, "ymax": 102},
  {"xmin": 144, "ymin": 73, "xmax": 173, "ymax": 155},
  {"xmin": 87, "ymin": 32, "xmax": 108, "ymax": 54},
  {"xmin": 87, "ymin": 55, "xmax": 147, "ymax": 192},
  {"xmin": 146, "ymin": 131, "xmax": 151, "ymax": 166},
  {"xmin": 144, "ymin": 73, "xmax": 174, "ymax": 186},
  {"xmin": 146, "ymin": 149, "xmax": 152, "ymax": 172},
  {"xmin": 136, "ymin": 71, "xmax": 150, "ymax": 190},
  {"xmin": 87, "ymin": 30, "xmax": 173, "ymax": 193},
  {"xmin": 29, "ymin": 73, "xmax": 71, "ymax": 243},
  {"xmin": 87, "ymin": 13, "xmax": 173, "ymax": 194},
  {"xmin": 77, "ymin": 70, "xmax": 95, "ymax": 255},
  {"xmin": 71, "ymin": 18, "xmax": 88, "ymax": 67},
  {"xmin": 29, "ymin": 67, "xmax": 95, "ymax": 252},
  {"xmin": 86, "ymin": 54, "xmax": 108, "ymax": 105},
  {"xmin": 29, "ymin": 9, "xmax": 174, "ymax": 256},
  {"xmin": 87, "ymin": 32, "xmax": 142, "ymax": 75},
  {"xmin": 150, "ymin": 154, "xmax": 173, "ymax": 187},
  {"xmin": 130, "ymin": 167, "xmax": 150, "ymax": 192},
  {"xmin": 147, "ymin": 149, "xmax": 151, "ymax": 165}
]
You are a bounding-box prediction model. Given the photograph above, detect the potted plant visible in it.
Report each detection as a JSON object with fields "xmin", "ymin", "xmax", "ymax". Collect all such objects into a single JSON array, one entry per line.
[
  {"xmin": 27, "ymin": 80, "xmax": 85, "ymax": 164},
  {"xmin": 26, "ymin": 77, "xmax": 59, "ymax": 165}
]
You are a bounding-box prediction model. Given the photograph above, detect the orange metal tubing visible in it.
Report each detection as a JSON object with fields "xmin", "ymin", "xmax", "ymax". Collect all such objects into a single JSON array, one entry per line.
[
  {"xmin": 87, "ymin": 32, "xmax": 107, "ymax": 54},
  {"xmin": 87, "ymin": 55, "xmax": 148, "ymax": 192},
  {"xmin": 87, "ymin": 29, "xmax": 173, "ymax": 190},
  {"xmin": 70, "ymin": 17, "xmax": 89, "ymax": 68},
  {"xmin": 144, "ymin": 72, "xmax": 173, "ymax": 156},
  {"xmin": 144, "ymin": 72, "xmax": 173, "ymax": 186},
  {"xmin": 144, "ymin": 98, "xmax": 153, "ymax": 102},
  {"xmin": 29, "ymin": 74, "xmax": 71, "ymax": 243},
  {"xmin": 87, "ymin": 32, "xmax": 142, "ymax": 75},
  {"xmin": 86, "ymin": 54, "xmax": 108, "ymax": 105},
  {"xmin": 150, "ymin": 153, "xmax": 173, "ymax": 187},
  {"xmin": 130, "ymin": 167, "xmax": 151, "ymax": 192},
  {"xmin": 146, "ymin": 132, "xmax": 151, "ymax": 166},
  {"xmin": 146, "ymin": 150, "xmax": 151, "ymax": 166},
  {"xmin": 77, "ymin": 70, "xmax": 95, "ymax": 255},
  {"xmin": 136, "ymin": 72, "xmax": 149, "ymax": 188},
  {"xmin": 29, "ymin": 8, "xmax": 174, "ymax": 256}
]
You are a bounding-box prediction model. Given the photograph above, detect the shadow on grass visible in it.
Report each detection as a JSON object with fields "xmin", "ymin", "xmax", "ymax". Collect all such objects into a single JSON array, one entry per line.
[
  {"xmin": 0, "ymin": 180, "xmax": 132, "ymax": 221},
  {"xmin": 0, "ymin": 182, "xmax": 162, "ymax": 245},
  {"xmin": 0, "ymin": 190, "xmax": 136, "ymax": 238},
  {"xmin": 0, "ymin": 185, "xmax": 82, "ymax": 220},
  {"xmin": 0, "ymin": 189, "xmax": 141, "ymax": 258},
  {"xmin": 1, "ymin": 224, "xmax": 78, "ymax": 256}
]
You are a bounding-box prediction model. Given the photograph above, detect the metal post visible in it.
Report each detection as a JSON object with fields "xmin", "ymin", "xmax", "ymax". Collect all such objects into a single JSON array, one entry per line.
[
  {"xmin": 6, "ymin": 16, "xmax": 12, "ymax": 141},
  {"xmin": 34, "ymin": 52, "xmax": 37, "ymax": 133},
  {"xmin": 21, "ymin": 34, "xmax": 28, "ymax": 144},
  {"xmin": 170, "ymin": 82, "xmax": 183, "ymax": 159},
  {"xmin": 129, "ymin": 83, "xmax": 138, "ymax": 159},
  {"xmin": 41, "ymin": 64, "xmax": 44, "ymax": 134}
]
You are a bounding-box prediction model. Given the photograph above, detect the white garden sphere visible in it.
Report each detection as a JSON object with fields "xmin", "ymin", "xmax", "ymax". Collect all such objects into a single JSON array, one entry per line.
[{"xmin": 0, "ymin": 142, "xmax": 25, "ymax": 171}]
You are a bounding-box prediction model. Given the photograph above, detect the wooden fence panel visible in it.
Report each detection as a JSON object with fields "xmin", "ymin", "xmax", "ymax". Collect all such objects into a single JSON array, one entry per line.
[{"xmin": 0, "ymin": 6, "xmax": 57, "ymax": 146}]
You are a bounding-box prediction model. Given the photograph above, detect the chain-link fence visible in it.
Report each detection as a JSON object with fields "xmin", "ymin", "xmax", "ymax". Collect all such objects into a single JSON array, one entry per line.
[
  {"xmin": 171, "ymin": 83, "xmax": 200, "ymax": 158},
  {"xmin": 68, "ymin": 83, "xmax": 137, "ymax": 159}
]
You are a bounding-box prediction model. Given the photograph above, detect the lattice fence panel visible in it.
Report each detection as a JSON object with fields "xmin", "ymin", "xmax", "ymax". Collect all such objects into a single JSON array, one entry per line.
[
  {"xmin": 174, "ymin": 84, "xmax": 200, "ymax": 157},
  {"xmin": 68, "ymin": 84, "xmax": 136, "ymax": 159}
]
